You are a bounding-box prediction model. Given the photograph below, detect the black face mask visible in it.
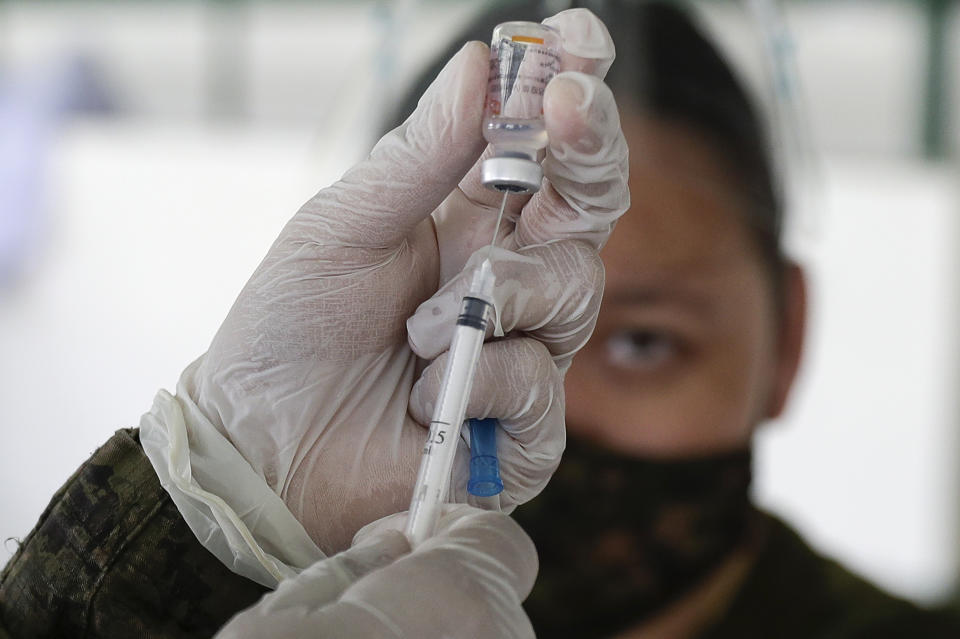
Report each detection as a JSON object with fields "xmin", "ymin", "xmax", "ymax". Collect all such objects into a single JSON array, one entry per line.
[{"xmin": 511, "ymin": 435, "xmax": 755, "ymax": 639}]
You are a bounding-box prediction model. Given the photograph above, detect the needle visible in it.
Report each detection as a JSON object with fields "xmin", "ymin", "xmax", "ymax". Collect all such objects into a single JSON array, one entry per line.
[{"xmin": 485, "ymin": 191, "xmax": 509, "ymax": 262}]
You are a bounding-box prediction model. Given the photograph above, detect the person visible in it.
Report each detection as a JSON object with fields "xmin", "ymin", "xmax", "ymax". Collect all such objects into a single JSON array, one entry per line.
[
  {"xmin": 388, "ymin": 1, "xmax": 960, "ymax": 638},
  {"xmin": 0, "ymin": 8, "xmax": 627, "ymax": 638}
]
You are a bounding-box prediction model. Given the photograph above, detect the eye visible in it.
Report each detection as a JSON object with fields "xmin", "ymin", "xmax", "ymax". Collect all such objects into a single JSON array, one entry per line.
[{"xmin": 605, "ymin": 329, "xmax": 679, "ymax": 371}]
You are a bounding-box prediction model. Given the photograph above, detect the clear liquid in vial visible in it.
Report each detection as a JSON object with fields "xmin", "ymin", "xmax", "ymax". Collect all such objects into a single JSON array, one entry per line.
[{"xmin": 483, "ymin": 117, "xmax": 548, "ymax": 160}]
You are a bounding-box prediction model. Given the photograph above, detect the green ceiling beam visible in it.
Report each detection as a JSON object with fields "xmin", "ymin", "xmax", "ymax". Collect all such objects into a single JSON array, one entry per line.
[{"xmin": 921, "ymin": 0, "xmax": 951, "ymax": 159}]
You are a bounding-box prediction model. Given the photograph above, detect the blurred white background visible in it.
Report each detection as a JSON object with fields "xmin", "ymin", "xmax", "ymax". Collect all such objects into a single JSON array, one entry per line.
[{"xmin": 1, "ymin": 0, "xmax": 958, "ymax": 606}]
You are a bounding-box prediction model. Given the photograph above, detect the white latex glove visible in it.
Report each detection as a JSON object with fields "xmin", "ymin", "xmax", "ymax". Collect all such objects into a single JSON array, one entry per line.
[
  {"xmin": 187, "ymin": 7, "xmax": 628, "ymax": 555},
  {"xmin": 215, "ymin": 505, "xmax": 537, "ymax": 639}
]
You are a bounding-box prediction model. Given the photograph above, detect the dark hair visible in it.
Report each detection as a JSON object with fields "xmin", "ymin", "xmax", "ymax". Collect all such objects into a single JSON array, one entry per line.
[{"xmin": 387, "ymin": 0, "xmax": 785, "ymax": 295}]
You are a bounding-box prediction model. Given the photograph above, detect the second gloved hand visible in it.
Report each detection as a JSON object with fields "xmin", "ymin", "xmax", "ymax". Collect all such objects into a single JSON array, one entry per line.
[{"xmin": 215, "ymin": 505, "xmax": 538, "ymax": 639}]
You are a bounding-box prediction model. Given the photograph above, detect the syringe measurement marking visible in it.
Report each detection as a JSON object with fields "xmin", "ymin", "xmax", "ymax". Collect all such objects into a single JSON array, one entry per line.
[{"xmin": 422, "ymin": 421, "xmax": 450, "ymax": 454}]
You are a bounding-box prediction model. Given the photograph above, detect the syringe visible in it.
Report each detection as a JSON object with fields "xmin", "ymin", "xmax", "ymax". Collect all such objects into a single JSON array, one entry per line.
[
  {"xmin": 405, "ymin": 19, "xmax": 557, "ymax": 547},
  {"xmin": 405, "ymin": 192, "xmax": 509, "ymax": 547}
]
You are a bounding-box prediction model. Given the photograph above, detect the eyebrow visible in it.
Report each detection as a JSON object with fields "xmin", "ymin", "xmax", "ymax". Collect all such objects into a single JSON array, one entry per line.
[{"xmin": 604, "ymin": 285, "xmax": 713, "ymax": 314}]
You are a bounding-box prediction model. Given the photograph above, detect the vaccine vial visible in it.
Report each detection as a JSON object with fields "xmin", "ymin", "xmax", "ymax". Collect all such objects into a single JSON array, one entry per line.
[{"xmin": 481, "ymin": 22, "xmax": 561, "ymax": 194}]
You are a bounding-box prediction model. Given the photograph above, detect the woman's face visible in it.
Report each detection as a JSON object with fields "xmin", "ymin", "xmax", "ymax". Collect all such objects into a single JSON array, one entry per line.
[{"xmin": 564, "ymin": 114, "xmax": 804, "ymax": 457}]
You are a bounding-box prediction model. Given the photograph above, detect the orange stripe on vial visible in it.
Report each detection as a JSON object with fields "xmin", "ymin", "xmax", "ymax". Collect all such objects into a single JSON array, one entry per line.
[{"xmin": 511, "ymin": 35, "xmax": 544, "ymax": 44}]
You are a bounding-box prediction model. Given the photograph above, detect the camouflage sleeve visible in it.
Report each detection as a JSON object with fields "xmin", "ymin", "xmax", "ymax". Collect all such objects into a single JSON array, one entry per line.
[{"xmin": 0, "ymin": 428, "xmax": 269, "ymax": 638}]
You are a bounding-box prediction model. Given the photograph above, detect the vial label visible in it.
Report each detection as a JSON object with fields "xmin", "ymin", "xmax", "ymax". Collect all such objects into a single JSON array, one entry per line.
[{"xmin": 486, "ymin": 39, "xmax": 560, "ymax": 121}]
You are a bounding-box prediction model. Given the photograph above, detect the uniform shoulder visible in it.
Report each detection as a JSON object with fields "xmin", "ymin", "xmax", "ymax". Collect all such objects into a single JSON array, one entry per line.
[{"xmin": 703, "ymin": 510, "xmax": 960, "ymax": 639}]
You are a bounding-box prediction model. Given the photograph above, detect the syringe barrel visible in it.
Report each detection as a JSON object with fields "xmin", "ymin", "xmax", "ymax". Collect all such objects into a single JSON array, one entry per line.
[{"xmin": 406, "ymin": 296, "xmax": 493, "ymax": 546}]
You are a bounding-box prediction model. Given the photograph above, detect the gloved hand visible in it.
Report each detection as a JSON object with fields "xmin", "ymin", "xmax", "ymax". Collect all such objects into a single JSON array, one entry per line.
[
  {"xmin": 215, "ymin": 506, "xmax": 538, "ymax": 639},
  {"xmin": 188, "ymin": 8, "xmax": 629, "ymax": 554}
]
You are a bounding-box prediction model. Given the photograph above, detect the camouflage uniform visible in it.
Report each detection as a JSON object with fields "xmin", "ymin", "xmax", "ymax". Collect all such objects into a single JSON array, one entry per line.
[
  {"xmin": 0, "ymin": 429, "xmax": 267, "ymax": 638},
  {"xmin": 519, "ymin": 510, "xmax": 960, "ymax": 638},
  {"xmin": 700, "ymin": 514, "xmax": 960, "ymax": 639}
]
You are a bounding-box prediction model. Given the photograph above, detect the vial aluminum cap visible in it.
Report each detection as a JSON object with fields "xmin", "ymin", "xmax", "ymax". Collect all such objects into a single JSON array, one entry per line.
[{"xmin": 481, "ymin": 157, "xmax": 542, "ymax": 194}]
